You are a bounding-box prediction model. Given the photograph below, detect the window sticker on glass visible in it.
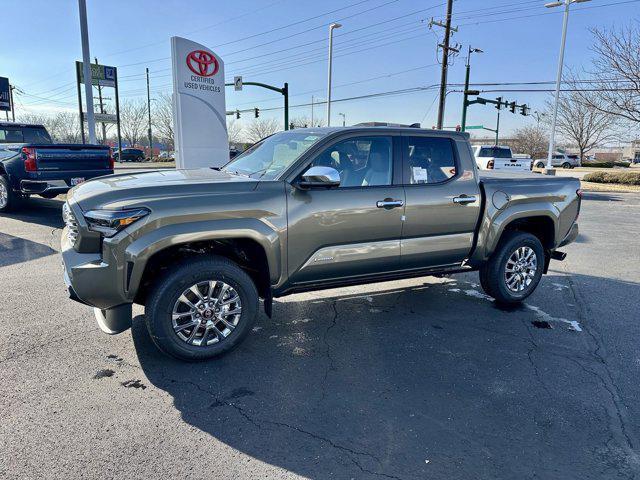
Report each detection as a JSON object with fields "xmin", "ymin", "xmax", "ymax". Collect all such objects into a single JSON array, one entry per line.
[{"xmin": 412, "ymin": 166, "xmax": 429, "ymax": 183}]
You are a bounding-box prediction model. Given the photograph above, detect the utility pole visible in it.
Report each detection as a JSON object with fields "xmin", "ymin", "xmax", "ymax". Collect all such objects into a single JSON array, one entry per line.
[
  {"xmin": 146, "ymin": 67, "xmax": 153, "ymax": 161},
  {"xmin": 311, "ymin": 95, "xmax": 314, "ymax": 127},
  {"xmin": 78, "ymin": 0, "xmax": 96, "ymax": 144},
  {"xmin": 432, "ymin": 0, "xmax": 458, "ymax": 129},
  {"xmin": 94, "ymin": 57, "xmax": 106, "ymax": 144}
]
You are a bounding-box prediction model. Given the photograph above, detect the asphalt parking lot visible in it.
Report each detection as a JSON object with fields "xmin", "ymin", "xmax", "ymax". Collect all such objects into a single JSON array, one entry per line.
[{"xmin": 1, "ymin": 191, "xmax": 639, "ymax": 479}]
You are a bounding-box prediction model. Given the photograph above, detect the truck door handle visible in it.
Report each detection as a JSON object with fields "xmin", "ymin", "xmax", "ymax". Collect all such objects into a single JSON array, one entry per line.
[
  {"xmin": 453, "ymin": 195, "xmax": 477, "ymax": 205},
  {"xmin": 376, "ymin": 199, "xmax": 404, "ymax": 209}
]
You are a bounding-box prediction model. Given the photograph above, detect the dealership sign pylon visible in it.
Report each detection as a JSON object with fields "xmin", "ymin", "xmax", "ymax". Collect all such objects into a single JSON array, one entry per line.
[{"xmin": 171, "ymin": 36, "xmax": 228, "ymax": 169}]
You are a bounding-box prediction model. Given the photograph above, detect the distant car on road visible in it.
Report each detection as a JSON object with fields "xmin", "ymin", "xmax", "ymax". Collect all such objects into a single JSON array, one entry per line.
[
  {"xmin": 534, "ymin": 153, "xmax": 581, "ymax": 169},
  {"xmin": 114, "ymin": 148, "xmax": 145, "ymax": 162},
  {"xmin": 472, "ymin": 145, "xmax": 532, "ymax": 172}
]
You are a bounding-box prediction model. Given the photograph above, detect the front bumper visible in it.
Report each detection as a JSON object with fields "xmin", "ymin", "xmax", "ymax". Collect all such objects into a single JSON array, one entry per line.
[{"xmin": 61, "ymin": 227, "xmax": 132, "ymax": 334}]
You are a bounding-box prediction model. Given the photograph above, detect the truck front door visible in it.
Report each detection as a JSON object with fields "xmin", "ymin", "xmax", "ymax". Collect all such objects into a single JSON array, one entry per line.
[
  {"xmin": 286, "ymin": 135, "xmax": 405, "ymax": 285},
  {"xmin": 400, "ymin": 135, "xmax": 481, "ymax": 269}
]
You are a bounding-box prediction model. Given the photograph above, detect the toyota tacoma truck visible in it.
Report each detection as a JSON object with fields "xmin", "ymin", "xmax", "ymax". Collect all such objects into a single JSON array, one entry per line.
[
  {"xmin": 0, "ymin": 122, "xmax": 113, "ymax": 211},
  {"xmin": 61, "ymin": 126, "xmax": 580, "ymax": 361}
]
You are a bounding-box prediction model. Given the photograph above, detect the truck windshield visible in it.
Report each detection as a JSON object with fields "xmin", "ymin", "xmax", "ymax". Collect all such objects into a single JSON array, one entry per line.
[
  {"xmin": 0, "ymin": 126, "xmax": 52, "ymax": 144},
  {"xmin": 223, "ymin": 131, "xmax": 326, "ymax": 180}
]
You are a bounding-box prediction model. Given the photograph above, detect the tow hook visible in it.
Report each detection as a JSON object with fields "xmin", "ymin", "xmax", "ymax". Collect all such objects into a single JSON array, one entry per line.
[{"xmin": 551, "ymin": 251, "xmax": 567, "ymax": 261}]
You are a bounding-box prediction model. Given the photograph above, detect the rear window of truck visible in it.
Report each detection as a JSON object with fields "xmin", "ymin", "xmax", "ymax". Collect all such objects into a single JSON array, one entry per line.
[{"xmin": 0, "ymin": 126, "xmax": 52, "ymax": 144}]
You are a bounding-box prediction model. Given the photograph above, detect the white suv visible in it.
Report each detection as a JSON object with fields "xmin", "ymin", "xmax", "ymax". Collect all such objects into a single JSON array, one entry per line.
[{"xmin": 534, "ymin": 153, "xmax": 581, "ymax": 169}]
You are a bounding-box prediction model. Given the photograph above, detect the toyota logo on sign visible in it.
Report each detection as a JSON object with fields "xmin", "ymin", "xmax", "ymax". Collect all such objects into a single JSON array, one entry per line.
[{"xmin": 186, "ymin": 50, "xmax": 219, "ymax": 77}]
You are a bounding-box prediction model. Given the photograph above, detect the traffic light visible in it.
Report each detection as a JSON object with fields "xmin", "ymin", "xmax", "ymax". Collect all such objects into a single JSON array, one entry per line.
[
  {"xmin": 254, "ymin": 107, "xmax": 259, "ymax": 118},
  {"xmin": 235, "ymin": 109, "xmax": 240, "ymax": 119},
  {"xmin": 520, "ymin": 104, "xmax": 529, "ymax": 116},
  {"xmin": 509, "ymin": 101, "xmax": 516, "ymax": 113},
  {"xmin": 495, "ymin": 97, "xmax": 502, "ymax": 110}
]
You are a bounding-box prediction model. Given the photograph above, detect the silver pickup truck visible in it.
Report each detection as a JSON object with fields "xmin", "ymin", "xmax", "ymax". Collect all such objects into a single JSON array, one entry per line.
[{"xmin": 61, "ymin": 126, "xmax": 581, "ymax": 361}]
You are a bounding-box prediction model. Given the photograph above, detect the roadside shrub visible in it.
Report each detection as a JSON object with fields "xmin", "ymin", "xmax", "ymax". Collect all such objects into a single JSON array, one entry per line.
[
  {"xmin": 583, "ymin": 171, "xmax": 640, "ymax": 185},
  {"xmin": 582, "ymin": 161, "xmax": 631, "ymax": 168}
]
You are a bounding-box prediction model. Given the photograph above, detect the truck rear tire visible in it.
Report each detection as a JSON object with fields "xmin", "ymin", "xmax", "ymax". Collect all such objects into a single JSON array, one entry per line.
[
  {"xmin": 145, "ymin": 255, "xmax": 259, "ymax": 361},
  {"xmin": 0, "ymin": 175, "xmax": 22, "ymax": 212},
  {"xmin": 479, "ymin": 231, "xmax": 544, "ymax": 304}
]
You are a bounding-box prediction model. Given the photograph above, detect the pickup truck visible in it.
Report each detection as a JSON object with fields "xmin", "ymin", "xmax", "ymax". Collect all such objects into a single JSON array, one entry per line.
[
  {"xmin": 0, "ymin": 122, "xmax": 113, "ymax": 211},
  {"xmin": 61, "ymin": 126, "xmax": 581, "ymax": 361},
  {"xmin": 473, "ymin": 145, "xmax": 533, "ymax": 171}
]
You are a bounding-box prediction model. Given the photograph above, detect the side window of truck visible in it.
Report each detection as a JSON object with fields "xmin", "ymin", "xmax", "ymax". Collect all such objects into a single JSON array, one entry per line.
[
  {"xmin": 308, "ymin": 136, "xmax": 393, "ymax": 188},
  {"xmin": 404, "ymin": 137, "xmax": 457, "ymax": 184}
]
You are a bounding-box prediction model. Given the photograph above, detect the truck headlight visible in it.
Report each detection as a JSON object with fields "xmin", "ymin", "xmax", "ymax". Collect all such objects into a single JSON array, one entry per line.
[{"xmin": 84, "ymin": 208, "xmax": 150, "ymax": 237}]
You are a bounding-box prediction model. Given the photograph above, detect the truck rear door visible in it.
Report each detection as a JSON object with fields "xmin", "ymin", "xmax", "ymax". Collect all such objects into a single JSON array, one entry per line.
[{"xmin": 400, "ymin": 135, "xmax": 481, "ymax": 268}]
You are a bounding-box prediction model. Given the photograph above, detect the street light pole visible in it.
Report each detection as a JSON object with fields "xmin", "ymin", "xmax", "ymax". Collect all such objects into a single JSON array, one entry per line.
[
  {"xmin": 338, "ymin": 113, "xmax": 346, "ymax": 127},
  {"xmin": 544, "ymin": 0, "xmax": 590, "ymax": 174},
  {"xmin": 326, "ymin": 23, "xmax": 342, "ymax": 127},
  {"xmin": 461, "ymin": 46, "xmax": 483, "ymax": 132},
  {"xmin": 78, "ymin": 0, "xmax": 96, "ymax": 144},
  {"xmin": 146, "ymin": 67, "xmax": 153, "ymax": 161}
]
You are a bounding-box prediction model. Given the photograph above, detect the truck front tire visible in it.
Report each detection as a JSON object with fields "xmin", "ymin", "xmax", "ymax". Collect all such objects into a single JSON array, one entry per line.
[
  {"xmin": 479, "ymin": 231, "xmax": 545, "ymax": 304},
  {"xmin": 145, "ymin": 256, "xmax": 259, "ymax": 361}
]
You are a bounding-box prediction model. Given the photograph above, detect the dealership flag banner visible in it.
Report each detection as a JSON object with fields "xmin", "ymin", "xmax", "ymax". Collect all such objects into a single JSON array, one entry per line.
[{"xmin": 171, "ymin": 36, "xmax": 228, "ymax": 169}]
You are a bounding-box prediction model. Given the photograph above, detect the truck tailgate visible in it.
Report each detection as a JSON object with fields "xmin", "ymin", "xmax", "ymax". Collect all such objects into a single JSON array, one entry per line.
[{"xmin": 32, "ymin": 145, "xmax": 112, "ymax": 171}]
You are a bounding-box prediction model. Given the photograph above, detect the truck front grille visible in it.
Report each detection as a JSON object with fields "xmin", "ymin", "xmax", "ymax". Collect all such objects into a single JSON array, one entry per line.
[{"xmin": 62, "ymin": 202, "xmax": 79, "ymax": 246}]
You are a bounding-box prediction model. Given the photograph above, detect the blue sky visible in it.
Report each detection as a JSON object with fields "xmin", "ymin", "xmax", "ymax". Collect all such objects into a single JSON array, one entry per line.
[{"xmin": 1, "ymin": 0, "xmax": 638, "ymax": 137}]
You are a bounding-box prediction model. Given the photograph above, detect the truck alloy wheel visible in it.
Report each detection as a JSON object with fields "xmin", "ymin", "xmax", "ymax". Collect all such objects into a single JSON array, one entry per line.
[
  {"xmin": 0, "ymin": 180, "xmax": 8, "ymax": 209},
  {"xmin": 479, "ymin": 231, "xmax": 544, "ymax": 304},
  {"xmin": 172, "ymin": 280, "xmax": 242, "ymax": 347},
  {"xmin": 144, "ymin": 256, "xmax": 258, "ymax": 361},
  {"xmin": 504, "ymin": 246, "xmax": 537, "ymax": 293}
]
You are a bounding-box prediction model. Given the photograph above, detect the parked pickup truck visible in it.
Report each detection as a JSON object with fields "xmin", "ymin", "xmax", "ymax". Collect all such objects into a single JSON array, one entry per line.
[
  {"xmin": 0, "ymin": 122, "xmax": 113, "ymax": 211},
  {"xmin": 61, "ymin": 126, "xmax": 581, "ymax": 361},
  {"xmin": 473, "ymin": 145, "xmax": 533, "ymax": 171}
]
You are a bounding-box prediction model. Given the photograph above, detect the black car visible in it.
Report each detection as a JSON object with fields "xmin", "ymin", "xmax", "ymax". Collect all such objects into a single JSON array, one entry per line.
[{"xmin": 114, "ymin": 148, "xmax": 145, "ymax": 162}]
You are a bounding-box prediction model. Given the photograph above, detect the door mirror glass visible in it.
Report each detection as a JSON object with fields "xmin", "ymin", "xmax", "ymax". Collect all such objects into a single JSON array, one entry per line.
[{"xmin": 298, "ymin": 166, "xmax": 341, "ymax": 188}]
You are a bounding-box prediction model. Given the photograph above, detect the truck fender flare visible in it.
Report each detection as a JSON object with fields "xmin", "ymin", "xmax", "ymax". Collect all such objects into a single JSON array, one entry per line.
[
  {"xmin": 123, "ymin": 219, "xmax": 281, "ymax": 297},
  {"xmin": 473, "ymin": 205, "xmax": 559, "ymax": 263}
]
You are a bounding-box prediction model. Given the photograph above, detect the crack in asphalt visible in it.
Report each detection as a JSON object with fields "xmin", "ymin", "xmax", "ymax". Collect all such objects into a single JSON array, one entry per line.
[
  {"xmin": 562, "ymin": 266, "xmax": 638, "ymax": 454},
  {"xmin": 319, "ymin": 300, "xmax": 339, "ymax": 404},
  {"xmin": 0, "ymin": 327, "xmax": 94, "ymax": 364},
  {"xmin": 159, "ymin": 376, "xmax": 404, "ymax": 479}
]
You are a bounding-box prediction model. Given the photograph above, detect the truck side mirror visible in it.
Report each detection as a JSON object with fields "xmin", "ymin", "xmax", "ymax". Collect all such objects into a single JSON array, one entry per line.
[{"xmin": 297, "ymin": 166, "xmax": 341, "ymax": 189}]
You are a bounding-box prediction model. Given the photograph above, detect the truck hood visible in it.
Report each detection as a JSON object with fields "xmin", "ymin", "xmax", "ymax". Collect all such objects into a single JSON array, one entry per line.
[{"xmin": 68, "ymin": 168, "xmax": 259, "ymax": 210}]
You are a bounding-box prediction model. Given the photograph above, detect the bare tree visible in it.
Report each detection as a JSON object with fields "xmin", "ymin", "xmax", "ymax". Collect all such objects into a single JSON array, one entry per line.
[
  {"xmin": 17, "ymin": 112, "xmax": 83, "ymax": 143},
  {"xmin": 120, "ymin": 99, "xmax": 147, "ymax": 146},
  {"xmin": 579, "ymin": 23, "xmax": 640, "ymax": 124},
  {"xmin": 546, "ymin": 78, "xmax": 618, "ymax": 161},
  {"xmin": 226, "ymin": 118, "xmax": 243, "ymax": 144},
  {"xmin": 51, "ymin": 112, "xmax": 83, "ymax": 143},
  {"xmin": 153, "ymin": 93, "xmax": 174, "ymax": 149},
  {"xmin": 245, "ymin": 118, "xmax": 281, "ymax": 143},
  {"xmin": 512, "ymin": 124, "xmax": 548, "ymax": 159}
]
